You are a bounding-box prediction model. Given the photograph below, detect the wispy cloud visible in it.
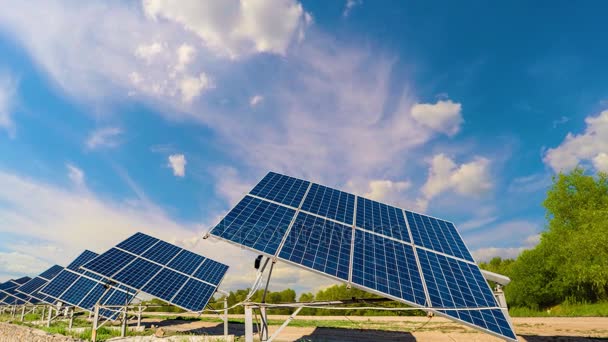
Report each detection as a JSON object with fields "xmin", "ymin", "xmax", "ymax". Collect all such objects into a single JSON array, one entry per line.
[
  {"xmin": 0, "ymin": 71, "xmax": 17, "ymax": 138},
  {"xmin": 342, "ymin": 0, "xmax": 362, "ymax": 17},
  {"xmin": 249, "ymin": 95, "xmax": 264, "ymax": 107},
  {"xmin": 86, "ymin": 127, "xmax": 123, "ymax": 149},
  {"xmin": 66, "ymin": 163, "xmax": 85, "ymax": 186}
]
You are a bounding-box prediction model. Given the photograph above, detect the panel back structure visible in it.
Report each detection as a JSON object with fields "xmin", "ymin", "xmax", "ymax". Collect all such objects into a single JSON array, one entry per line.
[
  {"xmin": 0, "ymin": 277, "xmax": 34, "ymax": 305},
  {"xmin": 210, "ymin": 171, "xmax": 517, "ymax": 341},
  {"xmin": 16, "ymin": 265, "xmax": 64, "ymax": 304},
  {"xmin": 82, "ymin": 232, "xmax": 229, "ymax": 313},
  {"xmin": 39, "ymin": 250, "xmax": 134, "ymax": 319}
]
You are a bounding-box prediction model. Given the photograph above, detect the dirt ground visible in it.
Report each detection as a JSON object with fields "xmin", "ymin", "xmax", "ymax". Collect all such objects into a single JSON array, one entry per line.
[{"xmin": 144, "ymin": 315, "xmax": 608, "ymax": 341}]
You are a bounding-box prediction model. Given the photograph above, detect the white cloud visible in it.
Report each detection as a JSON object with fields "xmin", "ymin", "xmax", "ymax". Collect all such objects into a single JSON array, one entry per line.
[
  {"xmin": 86, "ymin": 127, "xmax": 123, "ymax": 149},
  {"xmin": 0, "ymin": 251, "xmax": 50, "ymax": 276},
  {"xmin": 410, "ymin": 99, "xmax": 463, "ymax": 136},
  {"xmin": 508, "ymin": 173, "xmax": 550, "ymax": 193},
  {"xmin": 168, "ymin": 154, "xmax": 187, "ymax": 177},
  {"xmin": 0, "ymin": 72, "xmax": 17, "ymax": 137},
  {"xmin": 179, "ymin": 73, "xmax": 213, "ymax": 103},
  {"xmin": 213, "ymin": 166, "xmax": 254, "ymax": 206},
  {"xmin": 419, "ymin": 154, "xmax": 492, "ymax": 208},
  {"xmin": 175, "ymin": 44, "xmax": 196, "ymax": 72},
  {"xmin": 471, "ymin": 231, "xmax": 541, "ymax": 262},
  {"xmin": 458, "ymin": 215, "xmax": 498, "ymax": 232},
  {"xmin": 66, "ymin": 163, "xmax": 85, "ymax": 186},
  {"xmin": 143, "ymin": 0, "xmax": 309, "ymax": 58},
  {"xmin": 342, "ymin": 0, "xmax": 362, "ymax": 17},
  {"xmin": 135, "ymin": 42, "xmax": 165, "ymax": 63},
  {"xmin": 544, "ymin": 110, "xmax": 608, "ymax": 173},
  {"xmin": 249, "ymin": 95, "xmax": 264, "ymax": 107}
]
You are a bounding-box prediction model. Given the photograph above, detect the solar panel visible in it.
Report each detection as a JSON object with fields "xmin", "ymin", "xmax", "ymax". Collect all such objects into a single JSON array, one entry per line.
[
  {"xmin": 0, "ymin": 278, "xmax": 35, "ymax": 305},
  {"xmin": 39, "ymin": 251, "xmax": 134, "ymax": 319},
  {"xmin": 16, "ymin": 265, "xmax": 65, "ymax": 304},
  {"xmin": 81, "ymin": 232, "xmax": 229, "ymax": 312},
  {"xmin": 209, "ymin": 171, "xmax": 517, "ymax": 341}
]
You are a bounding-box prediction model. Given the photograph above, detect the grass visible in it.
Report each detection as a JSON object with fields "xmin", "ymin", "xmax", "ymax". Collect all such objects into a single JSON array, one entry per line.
[{"xmin": 509, "ymin": 301, "xmax": 608, "ymax": 317}]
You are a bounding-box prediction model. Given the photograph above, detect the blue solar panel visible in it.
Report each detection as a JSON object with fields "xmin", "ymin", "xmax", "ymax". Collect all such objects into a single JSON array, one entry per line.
[
  {"xmin": 172, "ymin": 279, "xmax": 215, "ymax": 311},
  {"xmin": 78, "ymin": 283, "xmax": 107, "ymax": 310},
  {"xmin": 250, "ymin": 172, "xmax": 310, "ymax": 207},
  {"xmin": 39, "ymin": 265, "xmax": 64, "ymax": 280},
  {"xmin": 417, "ymin": 249, "xmax": 495, "ymax": 309},
  {"xmin": 301, "ymin": 183, "xmax": 355, "ymax": 225},
  {"xmin": 356, "ymin": 197, "xmax": 410, "ymax": 243},
  {"xmin": 352, "ymin": 229, "xmax": 427, "ymax": 305},
  {"xmin": 14, "ymin": 277, "xmax": 31, "ymax": 285},
  {"xmin": 113, "ymin": 258, "xmax": 162, "ymax": 289},
  {"xmin": 84, "ymin": 248, "xmax": 137, "ymax": 276},
  {"xmin": 67, "ymin": 250, "xmax": 98, "ymax": 272},
  {"xmin": 0, "ymin": 281, "xmax": 14, "ymax": 291},
  {"xmin": 212, "ymin": 196, "xmax": 296, "ymax": 255},
  {"xmin": 40, "ymin": 270, "xmax": 80, "ymax": 298},
  {"xmin": 278, "ymin": 212, "xmax": 352, "ymax": 280},
  {"xmin": 60, "ymin": 277, "xmax": 97, "ymax": 306},
  {"xmin": 193, "ymin": 259, "xmax": 228, "ymax": 285},
  {"xmin": 118, "ymin": 232, "xmax": 160, "ymax": 254},
  {"xmin": 141, "ymin": 269, "xmax": 187, "ymax": 302},
  {"xmin": 82, "ymin": 232, "xmax": 228, "ymax": 313},
  {"xmin": 16, "ymin": 277, "xmax": 47, "ymax": 296},
  {"xmin": 168, "ymin": 250, "xmax": 205, "ymax": 275},
  {"xmin": 142, "ymin": 240, "xmax": 181, "ymax": 264},
  {"xmin": 441, "ymin": 309, "xmax": 516, "ymax": 340},
  {"xmin": 405, "ymin": 211, "xmax": 474, "ymax": 262}
]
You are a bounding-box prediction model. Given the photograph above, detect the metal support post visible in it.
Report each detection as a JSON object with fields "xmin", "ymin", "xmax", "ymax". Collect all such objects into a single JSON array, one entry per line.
[
  {"xmin": 120, "ymin": 306, "xmax": 127, "ymax": 337},
  {"xmin": 20, "ymin": 305, "xmax": 25, "ymax": 321},
  {"xmin": 260, "ymin": 260, "xmax": 275, "ymax": 342},
  {"xmin": 137, "ymin": 304, "xmax": 142, "ymax": 328},
  {"xmin": 91, "ymin": 304, "xmax": 100, "ymax": 342},
  {"xmin": 68, "ymin": 308, "xmax": 74, "ymax": 329},
  {"xmin": 41, "ymin": 305, "xmax": 46, "ymax": 322},
  {"xmin": 11, "ymin": 305, "xmax": 15, "ymax": 318},
  {"xmin": 223, "ymin": 297, "xmax": 228, "ymax": 338},
  {"xmin": 244, "ymin": 305, "xmax": 253, "ymax": 342},
  {"xmin": 46, "ymin": 305, "xmax": 53, "ymax": 327}
]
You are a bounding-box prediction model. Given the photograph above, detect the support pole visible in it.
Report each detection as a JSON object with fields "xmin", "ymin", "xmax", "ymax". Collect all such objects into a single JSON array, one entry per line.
[
  {"xmin": 137, "ymin": 304, "xmax": 142, "ymax": 328},
  {"xmin": 41, "ymin": 305, "xmax": 46, "ymax": 322},
  {"xmin": 223, "ymin": 297, "xmax": 228, "ymax": 338},
  {"xmin": 91, "ymin": 304, "xmax": 99, "ymax": 342},
  {"xmin": 68, "ymin": 308, "xmax": 74, "ymax": 329},
  {"xmin": 260, "ymin": 260, "xmax": 275, "ymax": 342},
  {"xmin": 120, "ymin": 306, "xmax": 127, "ymax": 337},
  {"xmin": 20, "ymin": 305, "xmax": 25, "ymax": 321},
  {"xmin": 244, "ymin": 305, "xmax": 253, "ymax": 342},
  {"xmin": 46, "ymin": 305, "xmax": 52, "ymax": 327}
]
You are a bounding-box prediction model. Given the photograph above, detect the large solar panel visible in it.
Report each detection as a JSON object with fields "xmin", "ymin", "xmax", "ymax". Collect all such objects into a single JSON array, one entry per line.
[
  {"xmin": 209, "ymin": 171, "xmax": 517, "ymax": 341},
  {"xmin": 82, "ymin": 232, "xmax": 229, "ymax": 312},
  {"xmin": 16, "ymin": 265, "xmax": 65, "ymax": 304},
  {"xmin": 39, "ymin": 251, "xmax": 134, "ymax": 319},
  {"xmin": 0, "ymin": 278, "xmax": 35, "ymax": 305}
]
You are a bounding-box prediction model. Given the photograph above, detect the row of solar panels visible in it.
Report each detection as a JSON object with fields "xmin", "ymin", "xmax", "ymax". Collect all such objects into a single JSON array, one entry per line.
[
  {"xmin": 0, "ymin": 233, "xmax": 229, "ymax": 319},
  {"xmin": 210, "ymin": 171, "xmax": 518, "ymax": 341}
]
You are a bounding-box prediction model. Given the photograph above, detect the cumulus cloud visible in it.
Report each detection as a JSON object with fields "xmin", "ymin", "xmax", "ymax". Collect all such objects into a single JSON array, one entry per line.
[
  {"xmin": 249, "ymin": 95, "xmax": 264, "ymax": 107},
  {"xmin": 86, "ymin": 127, "xmax": 123, "ymax": 149},
  {"xmin": 179, "ymin": 73, "xmax": 214, "ymax": 103},
  {"xmin": 0, "ymin": 251, "xmax": 50, "ymax": 276},
  {"xmin": 410, "ymin": 99, "xmax": 463, "ymax": 136},
  {"xmin": 135, "ymin": 42, "xmax": 165, "ymax": 63},
  {"xmin": 418, "ymin": 154, "xmax": 492, "ymax": 209},
  {"xmin": 544, "ymin": 110, "xmax": 608, "ymax": 173},
  {"xmin": 342, "ymin": 0, "xmax": 362, "ymax": 17},
  {"xmin": 66, "ymin": 163, "xmax": 85, "ymax": 186},
  {"xmin": 143, "ymin": 0, "xmax": 310, "ymax": 58},
  {"xmin": 465, "ymin": 220, "xmax": 541, "ymax": 261},
  {"xmin": 0, "ymin": 72, "xmax": 17, "ymax": 137},
  {"xmin": 213, "ymin": 166, "xmax": 254, "ymax": 206},
  {"xmin": 168, "ymin": 154, "xmax": 187, "ymax": 177},
  {"xmin": 175, "ymin": 44, "xmax": 196, "ymax": 72}
]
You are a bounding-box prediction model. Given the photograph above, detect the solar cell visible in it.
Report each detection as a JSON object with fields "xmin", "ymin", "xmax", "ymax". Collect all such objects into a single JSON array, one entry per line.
[
  {"xmin": 352, "ymin": 229, "xmax": 427, "ymax": 305},
  {"xmin": 39, "ymin": 265, "xmax": 64, "ymax": 280},
  {"xmin": 250, "ymin": 171, "xmax": 310, "ymax": 207},
  {"xmin": 210, "ymin": 171, "xmax": 517, "ymax": 341},
  {"xmin": 60, "ymin": 277, "xmax": 97, "ymax": 306},
  {"xmin": 356, "ymin": 197, "xmax": 410, "ymax": 242},
  {"xmin": 67, "ymin": 250, "xmax": 99, "ymax": 272},
  {"xmin": 279, "ymin": 212, "xmax": 352, "ymax": 280},
  {"xmin": 40, "ymin": 270, "xmax": 80, "ymax": 298},
  {"xmin": 405, "ymin": 211, "xmax": 474, "ymax": 262},
  {"xmin": 301, "ymin": 183, "xmax": 355, "ymax": 225},
  {"xmin": 16, "ymin": 277, "xmax": 47, "ymax": 296},
  {"xmin": 81, "ymin": 232, "xmax": 229, "ymax": 313},
  {"xmin": 212, "ymin": 196, "xmax": 296, "ymax": 255}
]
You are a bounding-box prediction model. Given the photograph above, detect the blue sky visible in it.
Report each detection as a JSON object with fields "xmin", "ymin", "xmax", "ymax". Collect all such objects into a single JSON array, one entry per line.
[{"xmin": 1, "ymin": 0, "xmax": 607, "ymax": 293}]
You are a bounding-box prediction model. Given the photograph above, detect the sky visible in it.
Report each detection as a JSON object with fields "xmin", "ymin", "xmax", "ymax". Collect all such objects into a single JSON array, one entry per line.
[{"xmin": 0, "ymin": 0, "xmax": 607, "ymax": 295}]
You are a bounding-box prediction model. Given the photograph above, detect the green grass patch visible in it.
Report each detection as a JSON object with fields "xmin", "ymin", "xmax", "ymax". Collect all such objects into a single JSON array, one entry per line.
[{"xmin": 510, "ymin": 301, "xmax": 608, "ymax": 317}]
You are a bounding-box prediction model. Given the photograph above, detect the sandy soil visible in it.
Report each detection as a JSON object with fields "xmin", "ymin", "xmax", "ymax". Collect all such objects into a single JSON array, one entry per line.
[{"xmin": 142, "ymin": 315, "xmax": 608, "ymax": 341}]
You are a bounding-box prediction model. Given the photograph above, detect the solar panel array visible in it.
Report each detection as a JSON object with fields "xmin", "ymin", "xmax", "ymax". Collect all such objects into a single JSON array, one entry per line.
[
  {"xmin": 210, "ymin": 171, "xmax": 517, "ymax": 341},
  {"xmin": 16, "ymin": 265, "xmax": 64, "ymax": 304},
  {"xmin": 82, "ymin": 232, "xmax": 229, "ymax": 312},
  {"xmin": 39, "ymin": 250, "xmax": 135, "ymax": 319},
  {"xmin": 0, "ymin": 277, "xmax": 34, "ymax": 305}
]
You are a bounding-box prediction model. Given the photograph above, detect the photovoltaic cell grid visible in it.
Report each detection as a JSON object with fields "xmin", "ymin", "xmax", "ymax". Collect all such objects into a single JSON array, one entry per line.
[
  {"xmin": 81, "ymin": 232, "xmax": 228, "ymax": 312},
  {"xmin": 39, "ymin": 251, "xmax": 135, "ymax": 319},
  {"xmin": 210, "ymin": 171, "xmax": 517, "ymax": 341},
  {"xmin": 16, "ymin": 265, "xmax": 65, "ymax": 304},
  {"xmin": 0, "ymin": 278, "xmax": 34, "ymax": 305}
]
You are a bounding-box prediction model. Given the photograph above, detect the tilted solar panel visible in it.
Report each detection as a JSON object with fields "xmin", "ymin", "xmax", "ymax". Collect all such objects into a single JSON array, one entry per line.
[
  {"xmin": 16, "ymin": 265, "xmax": 65, "ymax": 304},
  {"xmin": 209, "ymin": 171, "xmax": 517, "ymax": 341},
  {"xmin": 0, "ymin": 278, "xmax": 35, "ymax": 305},
  {"xmin": 39, "ymin": 251, "xmax": 134, "ymax": 319},
  {"xmin": 82, "ymin": 232, "xmax": 229, "ymax": 312}
]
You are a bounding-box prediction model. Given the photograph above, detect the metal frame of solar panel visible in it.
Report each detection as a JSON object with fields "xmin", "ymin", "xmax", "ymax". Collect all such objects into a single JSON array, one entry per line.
[
  {"xmin": 0, "ymin": 278, "xmax": 34, "ymax": 305},
  {"xmin": 81, "ymin": 232, "xmax": 229, "ymax": 313},
  {"xmin": 15, "ymin": 265, "xmax": 64, "ymax": 304},
  {"xmin": 39, "ymin": 250, "xmax": 135, "ymax": 320},
  {"xmin": 210, "ymin": 171, "xmax": 517, "ymax": 341}
]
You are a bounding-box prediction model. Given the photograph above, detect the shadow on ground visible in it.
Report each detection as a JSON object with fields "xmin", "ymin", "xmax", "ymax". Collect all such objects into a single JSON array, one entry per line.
[{"xmin": 296, "ymin": 327, "xmax": 415, "ymax": 341}]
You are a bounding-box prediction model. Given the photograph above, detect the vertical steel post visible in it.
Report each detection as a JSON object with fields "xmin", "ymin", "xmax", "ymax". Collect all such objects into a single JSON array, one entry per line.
[
  {"xmin": 223, "ymin": 297, "xmax": 228, "ymax": 338},
  {"xmin": 120, "ymin": 306, "xmax": 127, "ymax": 337},
  {"xmin": 68, "ymin": 308, "xmax": 74, "ymax": 329},
  {"xmin": 91, "ymin": 304, "xmax": 99, "ymax": 342},
  {"xmin": 244, "ymin": 305, "xmax": 253, "ymax": 342},
  {"xmin": 20, "ymin": 305, "xmax": 25, "ymax": 321},
  {"xmin": 41, "ymin": 305, "xmax": 46, "ymax": 322},
  {"xmin": 137, "ymin": 304, "xmax": 142, "ymax": 328},
  {"xmin": 46, "ymin": 305, "xmax": 52, "ymax": 327}
]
